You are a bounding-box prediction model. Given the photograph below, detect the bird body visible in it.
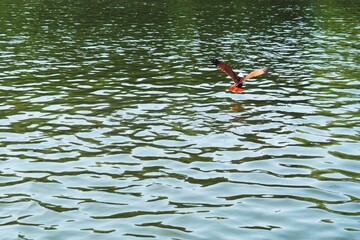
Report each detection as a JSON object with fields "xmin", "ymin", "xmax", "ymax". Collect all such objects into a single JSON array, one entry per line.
[{"xmin": 211, "ymin": 59, "xmax": 268, "ymax": 93}]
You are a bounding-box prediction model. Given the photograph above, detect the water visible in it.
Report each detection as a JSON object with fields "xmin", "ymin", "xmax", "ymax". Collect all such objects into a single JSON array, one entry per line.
[{"xmin": 1, "ymin": 0, "xmax": 359, "ymax": 239}]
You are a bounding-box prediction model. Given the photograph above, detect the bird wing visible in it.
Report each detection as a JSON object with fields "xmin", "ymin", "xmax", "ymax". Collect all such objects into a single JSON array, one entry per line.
[
  {"xmin": 239, "ymin": 67, "xmax": 269, "ymax": 83},
  {"xmin": 211, "ymin": 59, "xmax": 239, "ymax": 84}
]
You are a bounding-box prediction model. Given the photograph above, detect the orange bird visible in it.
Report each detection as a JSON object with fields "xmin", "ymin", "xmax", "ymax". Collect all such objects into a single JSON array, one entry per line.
[{"xmin": 211, "ymin": 59, "xmax": 268, "ymax": 93}]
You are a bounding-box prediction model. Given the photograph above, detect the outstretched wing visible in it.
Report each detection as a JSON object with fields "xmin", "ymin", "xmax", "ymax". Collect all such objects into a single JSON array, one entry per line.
[
  {"xmin": 239, "ymin": 67, "xmax": 269, "ymax": 83},
  {"xmin": 211, "ymin": 59, "xmax": 239, "ymax": 84}
]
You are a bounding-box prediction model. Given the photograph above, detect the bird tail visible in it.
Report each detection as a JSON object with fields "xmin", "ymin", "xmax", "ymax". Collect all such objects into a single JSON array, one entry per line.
[{"xmin": 227, "ymin": 85, "xmax": 244, "ymax": 93}]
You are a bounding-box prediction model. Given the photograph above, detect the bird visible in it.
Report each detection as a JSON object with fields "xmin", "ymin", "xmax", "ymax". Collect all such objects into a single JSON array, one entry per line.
[{"xmin": 211, "ymin": 59, "xmax": 268, "ymax": 93}]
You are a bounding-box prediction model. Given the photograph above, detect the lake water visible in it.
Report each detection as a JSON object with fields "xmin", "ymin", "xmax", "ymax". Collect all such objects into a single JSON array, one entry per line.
[{"xmin": 1, "ymin": 0, "xmax": 359, "ymax": 239}]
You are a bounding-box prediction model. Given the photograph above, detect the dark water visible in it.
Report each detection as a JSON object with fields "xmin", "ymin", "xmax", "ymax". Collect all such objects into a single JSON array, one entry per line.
[{"xmin": 1, "ymin": 0, "xmax": 359, "ymax": 239}]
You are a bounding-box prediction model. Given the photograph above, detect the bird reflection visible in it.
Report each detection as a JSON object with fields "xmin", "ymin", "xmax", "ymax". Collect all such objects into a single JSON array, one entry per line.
[
  {"xmin": 229, "ymin": 102, "xmax": 245, "ymax": 123},
  {"xmin": 229, "ymin": 102, "xmax": 244, "ymax": 113}
]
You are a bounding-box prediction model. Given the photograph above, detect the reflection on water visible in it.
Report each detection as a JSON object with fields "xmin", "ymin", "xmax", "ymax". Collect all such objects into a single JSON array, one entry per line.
[{"xmin": 1, "ymin": 0, "xmax": 360, "ymax": 239}]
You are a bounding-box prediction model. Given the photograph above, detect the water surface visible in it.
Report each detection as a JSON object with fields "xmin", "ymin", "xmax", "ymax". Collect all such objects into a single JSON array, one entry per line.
[{"xmin": 1, "ymin": 0, "xmax": 359, "ymax": 239}]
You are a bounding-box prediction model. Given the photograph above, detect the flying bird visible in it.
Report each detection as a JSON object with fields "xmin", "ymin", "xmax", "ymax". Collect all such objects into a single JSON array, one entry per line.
[{"xmin": 211, "ymin": 59, "xmax": 268, "ymax": 93}]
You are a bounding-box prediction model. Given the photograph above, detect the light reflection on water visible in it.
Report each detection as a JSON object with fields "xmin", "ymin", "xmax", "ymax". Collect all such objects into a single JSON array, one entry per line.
[{"xmin": 1, "ymin": 0, "xmax": 360, "ymax": 239}]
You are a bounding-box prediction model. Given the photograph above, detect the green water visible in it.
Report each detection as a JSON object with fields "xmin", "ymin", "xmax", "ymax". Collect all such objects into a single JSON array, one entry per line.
[{"xmin": 1, "ymin": 0, "xmax": 359, "ymax": 239}]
